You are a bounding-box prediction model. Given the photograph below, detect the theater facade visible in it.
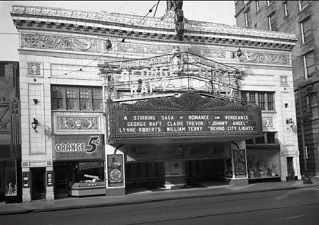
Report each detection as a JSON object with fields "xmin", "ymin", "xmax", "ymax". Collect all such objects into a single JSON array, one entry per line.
[{"xmin": 11, "ymin": 5, "xmax": 300, "ymax": 201}]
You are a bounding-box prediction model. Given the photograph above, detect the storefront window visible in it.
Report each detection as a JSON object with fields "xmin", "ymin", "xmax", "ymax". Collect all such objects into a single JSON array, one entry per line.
[
  {"xmin": 73, "ymin": 161, "xmax": 104, "ymax": 184},
  {"xmin": 247, "ymin": 149, "xmax": 279, "ymax": 178},
  {"xmin": 5, "ymin": 160, "xmax": 17, "ymax": 196}
]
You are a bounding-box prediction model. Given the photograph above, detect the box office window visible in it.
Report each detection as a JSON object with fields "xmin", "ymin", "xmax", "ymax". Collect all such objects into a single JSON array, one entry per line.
[
  {"xmin": 241, "ymin": 91, "xmax": 275, "ymax": 111},
  {"xmin": 52, "ymin": 86, "xmax": 102, "ymax": 111}
]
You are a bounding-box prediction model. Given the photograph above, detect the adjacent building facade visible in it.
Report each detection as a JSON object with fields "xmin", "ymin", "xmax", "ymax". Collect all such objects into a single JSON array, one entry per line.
[
  {"xmin": 235, "ymin": 0, "xmax": 319, "ymax": 177},
  {"xmin": 0, "ymin": 61, "xmax": 21, "ymax": 203},
  {"xmin": 11, "ymin": 4, "xmax": 300, "ymax": 202}
]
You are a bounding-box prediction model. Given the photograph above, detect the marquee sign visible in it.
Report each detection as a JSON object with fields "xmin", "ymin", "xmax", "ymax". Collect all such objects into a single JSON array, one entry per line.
[
  {"xmin": 108, "ymin": 92, "xmax": 263, "ymax": 144},
  {"xmin": 100, "ymin": 51, "xmax": 241, "ymax": 100},
  {"xmin": 54, "ymin": 135, "xmax": 104, "ymax": 160}
]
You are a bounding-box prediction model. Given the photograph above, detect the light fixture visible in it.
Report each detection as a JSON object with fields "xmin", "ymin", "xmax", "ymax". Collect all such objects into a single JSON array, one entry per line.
[
  {"xmin": 33, "ymin": 99, "xmax": 39, "ymax": 104},
  {"xmin": 236, "ymin": 48, "xmax": 243, "ymax": 57},
  {"xmin": 31, "ymin": 118, "xmax": 38, "ymax": 132},
  {"xmin": 106, "ymin": 40, "xmax": 112, "ymax": 50},
  {"xmin": 286, "ymin": 118, "xmax": 294, "ymax": 128}
]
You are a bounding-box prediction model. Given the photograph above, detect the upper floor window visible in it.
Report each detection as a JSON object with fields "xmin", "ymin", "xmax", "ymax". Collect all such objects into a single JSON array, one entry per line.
[
  {"xmin": 52, "ymin": 85, "xmax": 102, "ymax": 111},
  {"xmin": 307, "ymin": 94, "xmax": 318, "ymax": 118},
  {"xmin": 241, "ymin": 91, "xmax": 275, "ymax": 111},
  {"xmin": 268, "ymin": 12, "xmax": 278, "ymax": 31},
  {"xmin": 244, "ymin": 8, "xmax": 251, "ymax": 28},
  {"xmin": 300, "ymin": 17, "xmax": 312, "ymax": 44},
  {"xmin": 255, "ymin": 1, "xmax": 260, "ymax": 12},
  {"xmin": 303, "ymin": 51, "xmax": 315, "ymax": 79},
  {"xmin": 246, "ymin": 132, "xmax": 277, "ymax": 145},
  {"xmin": 267, "ymin": 1, "xmax": 274, "ymax": 7},
  {"xmin": 0, "ymin": 63, "xmax": 6, "ymax": 77},
  {"xmin": 299, "ymin": 0, "xmax": 308, "ymax": 11},
  {"xmin": 283, "ymin": 1, "xmax": 289, "ymax": 17}
]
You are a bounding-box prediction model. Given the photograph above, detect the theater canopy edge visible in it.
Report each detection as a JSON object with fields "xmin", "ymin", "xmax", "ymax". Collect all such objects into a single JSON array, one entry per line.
[{"xmin": 108, "ymin": 91, "xmax": 263, "ymax": 144}]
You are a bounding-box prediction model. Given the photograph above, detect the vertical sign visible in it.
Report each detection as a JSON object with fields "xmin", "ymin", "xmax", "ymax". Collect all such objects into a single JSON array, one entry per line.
[
  {"xmin": 107, "ymin": 154, "xmax": 124, "ymax": 187},
  {"xmin": 233, "ymin": 149, "xmax": 247, "ymax": 177}
]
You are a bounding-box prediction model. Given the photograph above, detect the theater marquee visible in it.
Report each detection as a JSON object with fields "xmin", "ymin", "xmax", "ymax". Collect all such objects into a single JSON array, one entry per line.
[{"xmin": 108, "ymin": 92, "xmax": 263, "ymax": 144}]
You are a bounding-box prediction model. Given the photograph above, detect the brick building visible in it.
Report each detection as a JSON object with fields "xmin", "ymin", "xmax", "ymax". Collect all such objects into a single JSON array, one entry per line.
[
  {"xmin": 235, "ymin": 0, "xmax": 319, "ymax": 177},
  {"xmin": 11, "ymin": 4, "xmax": 300, "ymax": 202}
]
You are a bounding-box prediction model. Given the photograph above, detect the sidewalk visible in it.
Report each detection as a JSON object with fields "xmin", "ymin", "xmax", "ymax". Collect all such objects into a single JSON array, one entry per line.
[{"xmin": 1, "ymin": 180, "xmax": 318, "ymax": 215}]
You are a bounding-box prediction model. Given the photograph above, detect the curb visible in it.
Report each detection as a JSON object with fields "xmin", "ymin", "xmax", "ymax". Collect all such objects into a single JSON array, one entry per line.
[{"xmin": 1, "ymin": 182, "xmax": 318, "ymax": 215}]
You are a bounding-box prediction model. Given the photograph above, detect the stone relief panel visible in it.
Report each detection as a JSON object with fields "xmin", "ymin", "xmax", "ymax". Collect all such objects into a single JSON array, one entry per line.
[
  {"xmin": 27, "ymin": 62, "xmax": 41, "ymax": 76},
  {"xmin": 22, "ymin": 33, "xmax": 100, "ymax": 53},
  {"xmin": 262, "ymin": 117, "xmax": 274, "ymax": 128},
  {"xmin": 238, "ymin": 50, "xmax": 291, "ymax": 65},
  {"xmin": 56, "ymin": 116, "xmax": 100, "ymax": 131},
  {"xmin": 280, "ymin": 76, "xmax": 289, "ymax": 86},
  {"xmin": 21, "ymin": 33, "xmax": 290, "ymax": 65}
]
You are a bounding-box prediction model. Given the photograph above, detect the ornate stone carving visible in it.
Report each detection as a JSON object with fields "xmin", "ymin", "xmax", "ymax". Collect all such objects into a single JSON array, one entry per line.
[
  {"xmin": 239, "ymin": 50, "xmax": 290, "ymax": 65},
  {"xmin": 27, "ymin": 62, "xmax": 41, "ymax": 75},
  {"xmin": 12, "ymin": 5, "xmax": 296, "ymax": 43},
  {"xmin": 280, "ymin": 76, "xmax": 288, "ymax": 86},
  {"xmin": 56, "ymin": 116, "xmax": 99, "ymax": 131},
  {"xmin": 22, "ymin": 33, "xmax": 100, "ymax": 52},
  {"xmin": 262, "ymin": 117, "xmax": 273, "ymax": 128}
]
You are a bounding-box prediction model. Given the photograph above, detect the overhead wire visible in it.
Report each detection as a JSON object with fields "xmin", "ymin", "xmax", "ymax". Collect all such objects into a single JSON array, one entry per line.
[{"xmin": 44, "ymin": 1, "xmax": 160, "ymax": 77}]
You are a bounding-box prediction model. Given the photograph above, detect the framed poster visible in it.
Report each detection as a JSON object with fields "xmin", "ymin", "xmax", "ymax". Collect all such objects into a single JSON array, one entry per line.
[
  {"xmin": 107, "ymin": 154, "xmax": 124, "ymax": 187},
  {"xmin": 233, "ymin": 149, "xmax": 247, "ymax": 177}
]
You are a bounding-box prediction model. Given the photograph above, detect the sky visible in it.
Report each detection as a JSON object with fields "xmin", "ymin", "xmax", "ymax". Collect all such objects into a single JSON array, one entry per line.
[{"xmin": 0, "ymin": 1, "xmax": 236, "ymax": 61}]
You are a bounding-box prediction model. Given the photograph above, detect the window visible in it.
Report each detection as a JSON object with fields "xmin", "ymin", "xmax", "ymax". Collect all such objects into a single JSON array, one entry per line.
[
  {"xmin": 52, "ymin": 85, "xmax": 103, "ymax": 111},
  {"xmin": 268, "ymin": 12, "xmax": 277, "ymax": 31},
  {"xmin": 246, "ymin": 132, "xmax": 277, "ymax": 145},
  {"xmin": 92, "ymin": 88, "xmax": 103, "ymax": 111},
  {"xmin": 256, "ymin": 1, "xmax": 260, "ymax": 12},
  {"xmin": 0, "ymin": 63, "xmax": 6, "ymax": 77},
  {"xmin": 267, "ymin": 1, "xmax": 274, "ymax": 6},
  {"xmin": 79, "ymin": 87, "xmax": 91, "ymax": 110},
  {"xmin": 244, "ymin": 8, "xmax": 251, "ymax": 28},
  {"xmin": 283, "ymin": 1, "xmax": 288, "ymax": 17},
  {"xmin": 241, "ymin": 91, "xmax": 275, "ymax": 111},
  {"xmin": 303, "ymin": 51, "xmax": 315, "ymax": 79},
  {"xmin": 258, "ymin": 93, "xmax": 265, "ymax": 110},
  {"xmin": 52, "ymin": 86, "xmax": 65, "ymax": 109},
  {"xmin": 66, "ymin": 87, "xmax": 78, "ymax": 110},
  {"xmin": 300, "ymin": 17, "xmax": 312, "ymax": 44},
  {"xmin": 299, "ymin": 0, "xmax": 308, "ymax": 11},
  {"xmin": 307, "ymin": 94, "xmax": 318, "ymax": 118}
]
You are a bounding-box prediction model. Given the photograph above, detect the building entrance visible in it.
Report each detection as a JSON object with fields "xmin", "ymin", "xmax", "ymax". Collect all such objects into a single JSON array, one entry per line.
[
  {"xmin": 185, "ymin": 159, "xmax": 225, "ymax": 183},
  {"xmin": 287, "ymin": 157, "xmax": 295, "ymax": 181},
  {"xmin": 31, "ymin": 167, "xmax": 46, "ymax": 200},
  {"xmin": 125, "ymin": 162, "xmax": 165, "ymax": 189}
]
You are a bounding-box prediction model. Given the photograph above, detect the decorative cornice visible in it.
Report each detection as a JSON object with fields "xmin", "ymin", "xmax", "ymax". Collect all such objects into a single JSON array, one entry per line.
[
  {"xmin": 14, "ymin": 19, "xmax": 295, "ymax": 51},
  {"xmin": 11, "ymin": 5, "xmax": 296, "ymax": 50},
  {"xmin": 19, "ymin": 32, "xmax": 292, "ymax": 66}
]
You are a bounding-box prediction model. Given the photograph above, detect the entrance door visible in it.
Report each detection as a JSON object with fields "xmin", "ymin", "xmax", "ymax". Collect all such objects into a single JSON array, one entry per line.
[
  {"xmin": 287, "ymin": 157, "xmax": 295, "ymax": 181},
  {"xmin": 31, "ymin": 167, "xmax": 46, "ymax": 200},
  {"xmin": 185, "ymin": 159, "xmax": 225, "ymax": 183}
]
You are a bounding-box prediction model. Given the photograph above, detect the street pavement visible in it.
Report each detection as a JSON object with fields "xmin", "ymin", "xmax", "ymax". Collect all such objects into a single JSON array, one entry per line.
[{"xmin": 1, "ymin": 179, "xmax": 318, "ymax": 216}]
